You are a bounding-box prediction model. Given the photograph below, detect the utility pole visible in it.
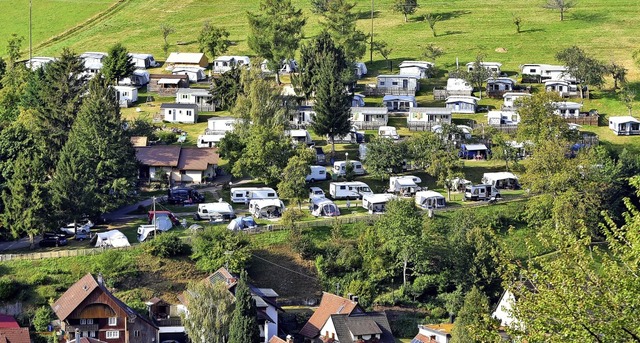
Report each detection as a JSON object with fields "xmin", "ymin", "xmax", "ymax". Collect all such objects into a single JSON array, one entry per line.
[
  {"xmin": 29, "ymin": 0, "xmax": 32, "ymax": 67},
  {"xmin": 369, "ymin": 0, "xmax": 374, "ymax": 63},
  {"xmin": 335, "ymin": 282, "xmax": 340, "ymax": 295},
  {"xmin": 152, "ymin": 196, "xmax": 157, "ymax": 239}
]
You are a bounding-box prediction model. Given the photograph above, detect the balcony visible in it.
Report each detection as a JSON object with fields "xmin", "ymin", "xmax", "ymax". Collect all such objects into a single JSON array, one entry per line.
[
  {"xmin": 154, "ymin": 317, "xmax": 182, "ymax": 327},
  {"xmin": 66, "ymin": 324, "xmax": 99, "ymax": 332}
]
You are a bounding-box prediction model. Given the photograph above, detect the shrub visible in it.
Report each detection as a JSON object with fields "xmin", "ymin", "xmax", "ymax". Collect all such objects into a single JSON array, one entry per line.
[
  {"xmin": 389, "ymin": 313, "xmax": 419, "ymax": 338},
  {"xmin": 33, "ymin": 306, "xmax": 53, "ymax": 331},
  {"xmin": 0, "ymin": 277, "xmax": 18, "ymax": 301},
  {"xmin": 155, "ymin": 130, "xmax": 177, "ymax": 144},
  {"xmin": 143, "ymin": 232, "xmax": 189, "ymax": 258},
  {"xmin": 291, "ymin": 233, "xmax": 316, "ymax": 259}
]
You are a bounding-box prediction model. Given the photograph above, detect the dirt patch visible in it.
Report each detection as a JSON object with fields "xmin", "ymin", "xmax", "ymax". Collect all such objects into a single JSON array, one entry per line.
[{"xmin": 495, "ymin": 47, "xmax": 508, "ymax": 53}]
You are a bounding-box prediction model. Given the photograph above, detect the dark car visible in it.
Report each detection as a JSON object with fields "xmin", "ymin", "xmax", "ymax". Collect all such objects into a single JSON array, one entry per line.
[
  {"xmin": 167, "ymin": 188, "xmax": 205, "ymax": 205},
  {"xmin": 39, "ymin": 233, "xmax": 68, "ymax": 247}
]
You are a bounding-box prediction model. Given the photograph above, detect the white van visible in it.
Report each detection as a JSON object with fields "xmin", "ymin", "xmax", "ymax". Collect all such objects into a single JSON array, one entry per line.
[
  {"xmin": 195, "ymin": 200, "xmax": 236, "ymax": 221},
  {"xmin": 333, "ymin": 160, "xmax": 365, "ymax": 176},
  {"xmin": 362, "ymin": 194, "xmax": 397, "ymax": 214},
  {"xmin": 230, "ymin": 187, "xmax": 278, "ymax": 204},
  {"xmin": 329, "ymin": 182, "xmax": 373, "ymax": 199},
  {"xmin": 306, "ymin": 166, "xmax": 329, "ymax": 182}
]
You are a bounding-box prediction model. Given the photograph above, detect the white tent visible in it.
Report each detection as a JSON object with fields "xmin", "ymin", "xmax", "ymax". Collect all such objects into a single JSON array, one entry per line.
[
  {"xmin": 481, "ymin": 172, "xmax": 519, "ymax": 189},
  {"xmin": 310, "ymin": 197, "xmax": 341, "ymax": 217},
  {"xmin": 95, "ymin": 230, "xmax": 130, "ymax": 248},
  {"xmin": 415, "ymin": 191, "xmax": 446, "ymax": 209},
  {"xmin": 137, "ymin": 217, "xmax": 173, "ymax": 242},
  {"xmin": 249, "ymin": 199, "xmax": 285, "ymax": 219}
]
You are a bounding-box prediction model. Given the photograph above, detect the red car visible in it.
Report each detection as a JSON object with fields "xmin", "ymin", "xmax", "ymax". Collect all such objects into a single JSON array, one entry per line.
[{"xmin": 147, "ymin": 211, "xmax": 180, "ymax": 226}]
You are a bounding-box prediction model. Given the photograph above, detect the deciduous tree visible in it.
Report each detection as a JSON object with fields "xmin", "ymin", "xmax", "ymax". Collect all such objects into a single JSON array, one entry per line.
[
  {"xmin": 424, "ymin": 13, "xmax": 442, "ymax": 37},
  {"xmin": 278, "ymin": 148, "xmax": 316, "ymax": 209},
  {"xmin": 464, "ymin": 55, "xmax": 493, "ymax": 99},
  {"xmin": 451, "ymin": 287, "xmax": 501, "ymax": 343},
  {"xmin": 392, "ymin": 0, "xmax": 418, "ymax": 23},
  {"xmin": 362, "ymin": 137, "xmax": 407, "ymax": 180},
  {"xmin": 516, "ymin": 92, "xmax": 570, "ymax": 145},
  {"xmin": 556, "ymin": 45, "xmax": 606, "ymax": 99},
  {"xmin": 198, "ymin": 22, "xmax": 231, "ymax": 59},
  {"xmin": 321, "ymin": 0, "xmax": 367, "ymax": 62},
  {"xmin": 372, "ymin": 40, "xmax": 393, "ymax": 71},
  {"xmin": 160, "ymin": 23, "xmax": 175, "ymax": 56},
  {"xmin": 181, "ymin": 281, "xmax": 234, "ymax": 343},
  {"xmin": 543, "ymin": 0, "xmax": 575, "ymax": 21},
  {"xmin": 191, "ymin": 226, "xmax": 252, "ymax": 273},
  {"xmin": 228, "ymin": 270, "xmax": 260, "ymax": 343},
  {"xmin": 102, "ymin": 43, "xmax": 135, "ymax": 85}
]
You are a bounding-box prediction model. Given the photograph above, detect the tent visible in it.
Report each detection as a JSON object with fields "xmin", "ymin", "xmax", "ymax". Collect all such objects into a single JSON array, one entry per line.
[
  {"xmin": 249, "ymin": 199, "xmax": 285, "ymax": 219},
  {"xmin": 227, "ymin": 217, "xmax": 258, "ymax": 231},
  {"xmin": 310, "ymin": 197, "xmax": 341, "ymax": 217},
  {"xmin": 137, "ymin": 217, "xmax": 173, "ymax": 242},
  {"xmin": 481, "ymin": 172, "xmax": 519, "ymax": 189},
  {"xmin": 415, "ymin": 191, "xmax": 446, "ymax": 209},
  {"xmin": 94, "ymin": 230, "xmax": 130, "ymax": 248}
]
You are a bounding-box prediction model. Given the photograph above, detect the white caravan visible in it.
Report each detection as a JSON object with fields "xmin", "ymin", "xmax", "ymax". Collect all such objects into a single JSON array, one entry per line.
[
  {"xmin": 464, "ymin": 184, "xmax": 501, "ymax": 201},
  {"xmin": 388, "ymin": 176, "xmax": 423, "ymax": 196},
  {"xmin": 333, "ymin": 160, "xmax": 365, "ymax": 176},
  {"xmin": 415, "ymin": 191, "xmax": 446, "ymax": 209},
  {"xmin": 306, "ymin": 166, "xmax": 329, "ymax": 182},
  {"xmin": 137, "ymin": 215, "xmax": 173, "ymax": 242},
  {"xmin": 329, "ymin": 182, "xmax": 373, "ymax": 200},
  {"xmin": 230, "ymin": 187, "xmax": 278, "ymax": 204},
  {"xmin": 249, "ymin": 199, "xmax": 285, "ymax": 219},
  {"xmin": 481, "ymin": 172, "xmax": 519, "ymax": 189},
  {"xmin": 378, "ymin": 126, "xmax": 400, "ymax": 140},
  {"xmin": 310, "ymin": 197, "xmax": 341, "ymax": 217},
  {"xmin": 195, "ymin": 200, "xmax": 236, "ymax": 221},
  {"xmin": 197, "ymin": 133, "xmax": 226, "ymax": 148},
  {"xmin": 362, "ymin": 194, "xmax": 397, "ymax": 214}
]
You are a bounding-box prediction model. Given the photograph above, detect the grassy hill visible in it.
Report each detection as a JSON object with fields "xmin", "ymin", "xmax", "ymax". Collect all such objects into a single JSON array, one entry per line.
[{"xmin": 3, "ymin": 0, "xmax": 640, "ymax": 78}]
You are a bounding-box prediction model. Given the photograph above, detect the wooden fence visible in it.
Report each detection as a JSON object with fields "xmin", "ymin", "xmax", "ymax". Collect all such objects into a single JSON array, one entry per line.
[{"xmin": 0, "ymin": 246, "xmax": 133, "ymax": 262}]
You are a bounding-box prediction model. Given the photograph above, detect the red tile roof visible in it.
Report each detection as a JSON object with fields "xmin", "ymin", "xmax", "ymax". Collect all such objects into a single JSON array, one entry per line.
[
  {"xmin": 268, "ymin": 336, "xmax": 287, "ymax": 343},
  {"xmin": 412, "ymin": 333, "xmax": 436, "ymax": 343},
  {"xmin": 0, "ymin": 316, "xmax": 18, "ymax": 329},
  {"xmin": 299, "ymin": 292, "xmax": 361, "ymax": 338},
  {"xmin": 0, "ymin": 328, "xmax": 30, "ymax": 343},
  {"xmin": 177, "ymin": 148, "xmax": 219, "ymax": 171},
  {"xmin": 135, "ymin": 146, "xmax": 181, "ymax": 167},
  {"xmin": 51, "ymin": 273, "xmax": 100, "ymax": 321}
]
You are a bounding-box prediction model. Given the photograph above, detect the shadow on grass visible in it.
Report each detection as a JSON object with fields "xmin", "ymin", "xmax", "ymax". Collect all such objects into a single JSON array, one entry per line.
[
  {"xmin": 520, "ymin": 28, "xmax": 545, "ymax": 34},
  {"xmin": 357, "ymin": 9, "xmax": 381, "ymax": 20},
  {"xmin": 415, "ymin": 10, "xmax": 471, "ymax": 22},
  {"xmin": 441, "ymin": 30, "xmax": 465, "ymax": 36},
  {"xmin": 571, "ymin": 11, "xmax": 608, "ymax": 23}
]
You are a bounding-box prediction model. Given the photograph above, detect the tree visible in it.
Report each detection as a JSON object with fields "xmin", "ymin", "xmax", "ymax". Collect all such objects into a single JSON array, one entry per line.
[
  {"xmin": 278, "ymin": 149, "xmax": 315, "ymax": 209},
  {"xmin": 181, "ymin": 281, "xmax": 234, "ymax": 343},
  {"xmin": 451, "ymin": 287, "xmax": 501, "ymax": 343},
  {"xmin": 543, "ymin": 0, "xmax": 575, "ymax": 21},
  {"xmin": 160, "ymin": 23, "xmax": 175, "ymax": 56},
  {"xmin": 247, "ymin": 0, "xmax": 306, "ymax": 84},
  {"xmin": 424, "ymin": 13, "xmax": 442, "ymax": 37},
  {"xmin": 228, "ymin": 270, "xmax": 260, "ymax": 343},
  {"xmin": 619, "ymin": 87, "xmax": 635, "ymax": 115},
  {"xmin": 102, "ymin": 43, "xmax": 135, "ymax": 85},
  {"xmin": 198, "ymin": 22, "xmax": 231, "ymax": 59},
  {"xmin": 491, "ymin": 132, "xmax": 520, "ymax": 171},
  {"xmin": 321, "ymin": 0, "xmax": 368, "ymax": 62},
  {"xmin": 372, "ymin": 40, "xmax": 393, "ymax": 71},
  {"xmin": 392, "ymin": 0, "xmax": 418, "ymax": 23},
  {"xmin": 362, "ymin": 137, "xmax": 407, "ymax": 180},
  {"xmin": 211, "ymin": 65, "xmax": 242, "ymax": 110},
  {"xmin": 311, "ymin": 54, "xmax": 352, "ymax": 155},
  {"xmin": 512, "ymin": 14, "xmax": 523, "ymax": 33},
  {"xmin": 191, "ymin": 226, "xmax": 252, "ymax": 273},
  {"xmin": 32, "ymin": 306, "xmax": 53, "ymax": 332},
  {"xmin": 422, "ymin": 43, "xmax": 444, "ymax": 63},
  {"xmin": 556, "ymin": 45, "xmax": 606, "ymax": 99},
  {"xmin": 607, "ymin": 61, "xmax": 627, "ymax": 90},
  {"xmin": 6, "ymin": 34, "xmax": 24, "ymax": 67},
  {"xmin": 464, "ymin": 55, "xmax": 494, "ymax": 99},
  {"xmin": 516, "ymin": 92, "xmax": 571, "ymax": 145},
  {"xmin": 310, "ymin": 0, "xmax": 329, "ymax": 14}
]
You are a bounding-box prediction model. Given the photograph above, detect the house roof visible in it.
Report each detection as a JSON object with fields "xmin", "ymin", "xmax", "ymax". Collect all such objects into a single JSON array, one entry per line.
[
  {"xmin": 420, "ymin": 323, "xmax": 454, "ymax": 336},
  {"xmin": 462, "ymin": 144, "xmax": 488, "ymax": 151},
  {"xmin": 166, "ymin": 52, "xmax": 205, "ymax": 64},
  {"xmin": 409, "ymin": 107, "xmax": 452, "ymax": 115},
  {"xmin": 299, "ymin": 292, "xmax": 361, "ymax": 338},
  {"xmin": 69, "ymin": 338, "xmax": 108, "ymax": 343},
  {"xmin": 0, "ymin": 328, "xmax": 30, "ymax": 343},
  {"xmin": 268, "ymin": 336, "xmax": 287, "ymax": 343},
  {"xmin": 177, "ymin": 148, "xmax": 219, "ymax": 170},
  {"xmin": 135, "ymin": 146, "xmax": 181, "ymax": 167},
  {"xmin": 609, "ymin": 116, "xmax": 640, "ymax": 124},
  {"xmin": 411, "ymin": 333, "xmax": 435, "ymax": 343},
  {"xmin": 160, "ymin": 103, "xmax": 198, "ymax": 110},
  {"xmin": 0, "ymin": 316, "xmax": 18, "ymax": 329},
  {"xmin": 149, "ymin": 74, "xmax": 187, "ymax": 80},
  {"xmin": 351, "ymin": 107, "xmax": 388, "ymax": 115},
  {"xmin": 377, "ymin": 74, "xmax": 419, "ymax": 79},
  {"xmin": 158, "ymin": 78, "xmax": 182, "ymax": 85},
  {"xmin": 446, "ymin": 96, "xmax": 479, "ymax": 104},
  {"xmin": 177, "ymin": 88, "xmax": 212, "ymax": 96},
  {"xmin": 329, "ymin": 312, "xmax": 394, "ymax": 343},
  {"xmin": 383, "ymin": 95, "xmax": 416, "ymax": 102},
  {"xmin": 487, "ymin": 77, "xmax": 516, "ymax": 84},
  {"xmin": 130, "ymin": 136, "xmax": 148, "ymax": 147}
]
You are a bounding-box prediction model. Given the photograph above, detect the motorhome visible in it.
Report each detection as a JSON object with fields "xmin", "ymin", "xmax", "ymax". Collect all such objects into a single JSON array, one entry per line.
[
  {"xmin": 415, "ymin": 191, "xmax": 446, "ymax": 209},
  {"xmin": 230, "ymin": 187, "xmax": 278, "ymax": 204},
  {"xmin": 378, "ymin": 126, "xmax": 400, "ymax": 140},
  {"xmin": 195, "ymin": 200, "xmax": 236, "ymax": 221},
  {"xmin": 306, "ymin": 166, "xmax": 329, "ymax": 182},
  {"xmin": 329, "ymin": 182, "xmax": 373, "ymax": 199},
  {"xmin": 249, "ymin": 199, "xmax": 285, "ymax": 219},
  {"xmin": 481, "ymin": 172, "xmax": 519, "ymax": 189},
  {"xmin": 362, "ymin": 194, "xmax": 397, "ymax": 214},
  {"xmin": 388, "ymin": 176, "xmax": 423, "ymax": 196},
  {"xmin": 464, "ymin": 184, "xmax": 501, "ymax": 201},
  {"xmin": 333, "ymin": 160, "xmax": 365, "ymax": 176},
  {"xmin": 310, "ymin": 197, "xmax": 341, "ymax": 217}
]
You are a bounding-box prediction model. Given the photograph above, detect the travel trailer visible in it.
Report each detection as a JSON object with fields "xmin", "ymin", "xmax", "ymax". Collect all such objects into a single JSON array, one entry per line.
[
  {"xmin": 464, "ymin": 184, "xmax": 501, "ymax": 201},
  {"xmin": 481, "ymin": 172, "xmax": 520, "ymax": 189},
  {"xmin": 230, "ymin": 187, "xmax": 278, "ymax": 204},
  {"xmin": 378, "ymin": 126, "xmax": 400, "ymax": 140},
  {"xmin": 415, "ymin": 191, "xmax": 446, "ymax": 209},
  {"xmin": 362, "ymin": 194, "xmax": 397, "ymax": 214},
  {"xmin": 306, "ymin": 166, "xmax": 330, "ymax": 182},
  {"xmin": 195, "ymin": 200, "xmax": 236, "ymax": 221},
  {"xmin": 329, "ymin": 182, "xmax": 373, "ymax": 199},
  {"xmin": 333, "ymin": 160, "xmax": 365, "ymax": 176},
  {"xmin": 388, "ymin": 176, "xmax": 423, "ymax": 196}
]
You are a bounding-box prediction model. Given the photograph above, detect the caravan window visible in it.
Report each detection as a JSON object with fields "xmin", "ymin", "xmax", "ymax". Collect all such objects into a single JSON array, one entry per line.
[
  {"xmin": 339, "ymin": 186, "xmax": 346, "ymax": 190},
  {"xmin": 319, "ymin": 170, "xmax": 325, "ymax": 175},
  {"xmin": 234, "ymin": 193, "xmax": 243, "ymax": 198},
  {"xmin": 181, "ymin": 94, "xmax": 188, "ymax": 99},
  {"xmin": 392, "ymin": 81, "xmax": 398, "ymax": 86},
  {"xmin": 355, "ymin": 165, "xmax": 362, "ymax": 169},
  {"xmin": 529, "ymin": 68, "xmax": 536, "ymax": 73},
  {"xmin": 267, "ymin": 192, "xmax": 275, "ymax": 197}
]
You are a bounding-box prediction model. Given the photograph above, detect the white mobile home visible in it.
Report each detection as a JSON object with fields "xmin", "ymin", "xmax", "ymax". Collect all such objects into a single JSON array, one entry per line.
[
  {"xmin": 609, "ymin": 116, "xmax": 640, "ymax": 135},
  {"xmin": 329, "ymin": 181, "xmax": 373, "ymax": 199},
  {"xmin": 376, "ymin": 75, "xmax": 420, "ymax": 95},
  {"xmin": 415, "ymin": 191, "xmax": 446, "ymax": 209},
  {"xmin": 520, "ymin": 64, "xmax": 574, "ymax": 82},
  {"xmin": 291, "ymin": 106, "xmax": 315, "ymax": 126},
  {"xmin": 482, "ymin": 172, "xmax": 519, "ymax": 189},
  {"xmin": 129, "ymin": 53, "xmax": 159, "ymax": 69},
  {"xmin": 261, "ymin": 59, "xmax": 298, "ymax": 74},
  {"xmin": 213, "ymin": 55, "xmax": 250, "ymax": 73},
  {"xmin": 166, "ymin": 52, "xmax": 209, "ymax": 70},
  {"xmin": 172, "ymin": 67, "xmax": 206, "ymax": 82},
  {"xmin": 502, "ymin": 92, "xmax": 532, "ymax": 109},
  {"xmin": 306, "ymin": 166, "xmax": 329, "ymax": 182},
  {"xmin": 333, "ymin": 160, "xmax": 365, "ymax": 176},
  {"xmin": 486, "ymin": 78, "xmax": 516, "ymax": 94},
  {"xmin": 383, "ymin": 95, "xmax": 417, "ymax": 111},
  {"xmin": 487, "ymin": 110, "xmax": 520, "ymax": 126},
  {"xmin": 310, "ymin": 197, "xmax": 340, "ymax": 217},
  {"xmin": 26, "ymin": 56, "xmax": 55, "ymax": 70},
  {"xmin": 398, "ymin": 61, "xmax": 434, "ymax": 79},
  {"xmin": 378, "ymin": 126, "xmax": 400, "ymax": 140},
  {"xmin": 249, "ymin": 199, "xmax": 285, "ymax": 219},
  {"xmin": 545, "ymin": 79, "xmax": 579, "ymax": 98},
  {"xmin": 161, "ymin": 103, "xmax": 198, "ymax": 123},
  {"xmin": 388, "ymin": 176, "xmax": 422, "ymax": 196},
  {"xmin": 553, "ymin": 101, "xmax": 583, "ymax": 118},
  {"xmin": 113, "ymin": 86, "xmax": 138, "ymax": 107},
  {"xmin": 230, "ymin": 187, "xmax": 278, "ymax": 204},
  {"xmin": 351, "ymin": 107, "xmax": 389, "ymax": 129},
  {"xmin": 407, "ymin": 107, "xmax": 452, "ymax": 128},
  {"xmin": 445, "ymin": 96, "xmax": 479, "ymax": 114},
  {"xmin": 176, "ymin": 88, "xmax": 215, "ymax": 111},
  {"xmin": 464, "ymin": 184, "xmax": 500, "ymax": 201},
  {"xmin": 446, "ymin": 78, "xmax": 473, "ymax": 97},
  {"xmin": 80, "ymin": 52, "xmax": 107, "ymax": 77},
  {"xmin": 362, "ymin": 194, "xmax": 397, "ymax": 214},
  {"xmin": 467, "ymin": 61, "xmax": 502, "ymax": 74},
  {"xmin": 207, "ymin": 116, "xmax": 237, "ymax": 133},
  {"xmin": 287, "ymin": 129, "xmax": 313, "ymax": 145}
]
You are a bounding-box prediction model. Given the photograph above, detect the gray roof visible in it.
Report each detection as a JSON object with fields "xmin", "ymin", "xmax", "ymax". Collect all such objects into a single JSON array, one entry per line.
[
  {"xmin": 176, "ymin": 88, "xmax": 212, "ymax": 96},
  {"xmin": 409, "ymin": 107, "xmax": 452, "ymax": 115},
  {"xmin": 160, "ymin": 103, "xmax": 198, "ymax": 110},
  {"xmin": 255, "ymin": 288, "xmax": 279, "ymax": 298},
  {"xmin": 330, "ymin": 312, "xmax": 394, "ymax": 343}
]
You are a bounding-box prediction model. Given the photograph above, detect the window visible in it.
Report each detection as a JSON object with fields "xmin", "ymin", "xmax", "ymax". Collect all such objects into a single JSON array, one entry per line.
[
  {"xmin": 80, "ymin": 319, "xmax": 93, "ymax": 325},
  {"xmin": 133, "ymin": 331, "xmax": 140, "ymax": 337},
  {"xmin": 168, "ymin": 110, "xmax": 172, "ymax": 115},
  {"xmin": 187, "ymin": 110, "xmax": 192, "ymax": 116},
  {"xmin": 108, "ymin": 317, "xmax": 117, "ymax": 326},
  {"xmin": 267, "ymin": 193, "xmax": 275, "ymax": 197},
  {"xmin": 180, "ymin": 170, "xmax": 186, "ymax": 175},
  {"xmin": 392, "ymin": 81, "xmax": 398, "ymax": 86},
  {"xmin": 339, "ymin": 186, "xmax": 346, "ymax": 190},
  {"xmin": 90, "ymin": 331, "xmax": 96, "ymax": 338},
  {"xmin": 181, "ymin": 94, "xmax": 188, "ymax": 99},
  {"xmin": 529, "ymin": 68, "xmax": 536, "ymax": 73},
  {"xmin": 122, "ymin": 92, "xmax": 128, "ymax": 96},
  {"xmin": 379, "ymin": 81, "xmax": 385, "ymax": 86},
  {"xmin": 106, "ymin": 331, "xmax": 119, "ymax": 339}
]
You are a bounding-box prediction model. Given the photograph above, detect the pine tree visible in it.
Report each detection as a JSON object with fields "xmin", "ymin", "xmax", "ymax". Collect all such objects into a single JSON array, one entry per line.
[
  {"xmin": 321, "ymin": 0, "xmax": 367, "ymax": 62},
  {"xmin": 311, "ymin": 53, "xmax": 352, "ymax": 155},
  {"xmin": 228, "ymin": 270, "xmax": 260, "ymax": 343},
  {"xmin": 102, "ymin": 43, "xmax": 135, "ymax": 85}
]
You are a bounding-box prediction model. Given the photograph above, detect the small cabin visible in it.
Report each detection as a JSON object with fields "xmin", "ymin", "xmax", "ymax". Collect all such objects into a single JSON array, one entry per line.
[
  {"xmin": 376, "ymin": 75, "xmax": 420, "ymax": 95},
  {"xmin": 503, "ymin": 92, "xmax": 532, "ymax": 109},
  {"xmin": 383, "ymin": 95, "xmax": 417, "ymax": 111},
  {"xmin": 487, "ymin": 110, "xmax": 520, "ymax": 126},
  {"xmin": 165, "ymin": 52, "xmax": 209, "ymax": 70},
  {"xmin": 407, "ymin": 107, "xmax": 452, "ymax": 130},
  {"xmin": 445, "ymin": 96, "xmax": 479, "ymax": 114},
  {"xmin": 553, "ymin": 102, "xmax": 583, "ymax": 118},
  {"xmin": 114, "ymin": 85, "xmax": 138, "ymax": 107},
  {"xmin": 398, "ymin": 61, "xmax": 434, "ymax": 79},
  {"xmin": 609, "ymin": 116, "xmax": 640, "ymax": 136},
  {"xmin": 291, "ymin": 106, "xmax": 315, "ymax": 127},
  {"xmin": 161, "ymin": 103, "xmax": 199, "ymax": 123},
  {"xmin": 486, "ymin": 77, "xmax": 516, "ymax": 96},
  {"xmin": 176, "ymin": 88, "xmax": 215, "ymax": 111},
  {"xmin": 545, "ymin": 79, "xmax": 579, "ymax": 98},
  {"xmin": 351, "ymin": 107, "xmax": 389, "ymax": 129},
  {"xmin": 466, "ymin": 61, "xmax": 502, "ymax": 74}
]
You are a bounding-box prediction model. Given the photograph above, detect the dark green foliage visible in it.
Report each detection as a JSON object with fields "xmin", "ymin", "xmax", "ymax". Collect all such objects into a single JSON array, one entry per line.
[
  {"xmin": 126, "ymin": 116, "xmax": 156, "ymax": 138},
  {"xmin": 102, "ymin": 43, "xmax": 135, "ymax": 84},
  {"xmin": 463, "ymin": 54, "xmax": 494, "ymax": 99},
  {"xmin": 211, "ymin": 65, "xmax": 242, "ymax": 110},
  {"xmin": 143, "ymin": 232, "xmax": 190, "ymax": 257},
  {"xmin": 556, "ymin": 45, "xmax": 606, "ymax": 98},
  {"xmin": 310, "ymin": 0, "xmax": 329, "ymax": 14},
  {"xmin": 228, "ymin": 270, "xmax": 260, "ymax": 343},
  {"xmin": 392, "ymin": 0, "xmax": 418, "ymax": 22},
  {"xmin": 6, "ymin": 34, "xmax": 24, "ymax": 66},
  {"xmin": 0, "ymin": 64, "xmax": 30, "ymax": 123},
  {"xmin": 451, "ymin": 287, "xmax": 502, "ymax": 343},
  {"xmin": 191, "ymin": 226, "xmax": 252, "ymax": 273},
  {"xmin": 389, "ymin": 314, "xmax": 420, "ymax": 338},
  {"xmin": 32, "ymin": 306, "xmax": 53, "ymax": 331},
  {"xmin": 278, "ymin": 148, "xmax": 316, "ymax": 208},
  {"xmin": 362, "ymin": 137, "xmax": 407, "ymax": 180},
  {"xmin": 155, "ymin": 130, "xmax": 178, "ymax": 144},
  {"xmin": 0, "ymin": 57, "xmax": 6, "ymax": 81},
  {"xmin": 321, "ymin": 0, "xmax": 367, "ymax": 62},
  {"xmin": 0, "ymin": 277, "xmax": 18, "ymax": 301},
  {"xmin": 198, "ymin": 22, "xmax": 231, "ymax": 59}
]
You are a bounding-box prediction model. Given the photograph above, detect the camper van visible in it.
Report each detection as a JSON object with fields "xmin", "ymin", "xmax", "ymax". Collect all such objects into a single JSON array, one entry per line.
[
  {"xmin": 306, "ymin": 166, "xmax": 329, "ymax": 182},
  {"xmin": 249, "ymin": 199, "xmax": 285, "ymax": 219},
  {"xmin": 329, "ymin": 182, "xmax": 373, "ymax": 200},
  {"xmin": 195, "ymin": 200, "xmax": 236, "ymax": 221},
  {"xmin": 230, "ymin": 187, "xmax": 278, "ymax": 204},
  {"xmin": 415, "ymin": 191, "xmax": 446, "ymax": 209},
  {"xmin": 378, "ymin": 126, "xmax": 400, "ymax": 140},
  {"xmin": 464, "ymin": 184, "xmax": 501, "ymax": 201},
  {"xmin": 333, "ymin": 160, "xmax": 366, "ymax": 176},
  {"xmin": 362, "ymin": 194, "xmax": 397, "ymax": 214},
  {"xmin": 388, "ymin": 176, "xmax": 422, "ymax": 195},
  {"xmin": 310, "ymin": 197, "xmax": 341, "ymax": 217}
]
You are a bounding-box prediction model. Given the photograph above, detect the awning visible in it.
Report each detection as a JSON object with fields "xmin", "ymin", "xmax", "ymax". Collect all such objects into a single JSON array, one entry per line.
[{"xmin": 158, "ymin": 78, "xmax": 180, "ymax": 85}]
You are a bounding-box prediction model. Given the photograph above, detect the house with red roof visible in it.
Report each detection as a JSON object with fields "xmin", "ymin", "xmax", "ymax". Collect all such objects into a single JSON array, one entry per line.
[{"xmin": 0, "ymin": 314, "xmax": 30, "ymax": 343}]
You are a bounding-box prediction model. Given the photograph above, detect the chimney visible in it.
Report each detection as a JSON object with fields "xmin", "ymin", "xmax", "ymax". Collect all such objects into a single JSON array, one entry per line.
[
  {"xmin": 97, "ymin": 273, "xmax": 104, "ymax": 286},
  {"xmin": 347, "ymin": 293, "xmax": 353, "ymax": 300},
  {"xmin": 352, "ymin": 296, "xmax": 359, "ymax": 303},
  {"xmin": 286, "ymin": 335, "xmax": 294, "ymax": 343}
]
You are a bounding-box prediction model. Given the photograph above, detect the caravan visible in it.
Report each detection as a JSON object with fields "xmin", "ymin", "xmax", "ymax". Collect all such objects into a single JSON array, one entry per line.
[
  {"xmin": 329, "ymin": 182, "xmax": 373, "ymax": 199},
  {"xmin": 333, "ymin": 160, "xmax": 365, "ymax": 176},
  {"xmin": 230, "ymin": 187, "xmax": 278, "ymax": 204},
  {"xmin": 378, "ymin": 126, "xmax": 400, "ymax": 140},
  {"xmin": 362, "ymin": 194, "xmax": 397, "ymax": 214},
  {"xmin": 415, "ymin": 191, "xmax": 446, "ymax": 209},
  {"xmin": 306, "ymin": 166, "xmax": 329, "ymax": 182},
  {"xmin": 388, "ymin": 176, "xmax": 422, "ymax": 196},
  {"xmin": 249, "ymin": 199, "xmax": 285, "ymax": 219},
  {"xmin": 195, "ymin": 200, "xmax": 236, "ymax": 221},
  {"xmin": 481, "ymin": 172, "xmax": 519, "ymax": 189},
  {"xmin": 310, "ymin": 197, "xmax": 341, "ymax": 217},
  {"xmin": 464, "ymin": 184, "xmax": 501, "ymax": 201}
]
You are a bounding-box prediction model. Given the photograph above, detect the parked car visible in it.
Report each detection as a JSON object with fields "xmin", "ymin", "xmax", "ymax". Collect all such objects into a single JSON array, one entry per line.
[
  {"xmin": 167, "ymin": 187, "xmax": 205, "ymax": 205},
  {"xmin": 39, "ymin": 233, "xmax": 68, "ymax": 247},
  {"xmin": 59, "ymin": 219, "xmax": 94, "ymax": 236}
]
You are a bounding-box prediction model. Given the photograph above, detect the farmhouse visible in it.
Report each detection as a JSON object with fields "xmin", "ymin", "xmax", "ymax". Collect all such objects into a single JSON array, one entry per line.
[
  {"xmin": 544, "ymin": 79, "xmax": 579, "ymax": 98},
  {"xmin": 148, "ymin": 74, "xmax": 189, "ymax": 95},
  {"xmin": 212, "ymin": 55, "xmax": 250, "ymax": 73},
  {"xmin": 135, "ymin": 146, "xmax": 218, "ymax": 184},
  {"xmin": 466, "ymin": 61, "xmax": 502, "ymax": 74},
  {"xmin": 609, "ymin": 116, "xmax": 640, "ymax": 135},
  {"xmin": 487, "ymin": 110, "xmax": 520, "ymax": 126},
  {"xmin": 128, "ymin": 53, "xmax": 159, "ymax": 69},
  {"xmin": 553, "ymin": 101, "xmax": 583, "ymax": 118},
  {"xmin": 486, "ymin": 77, "xmax": 516, "ymax": 96},
  {"xmin": 398, "ymin": 60, "xmax": 434, "ymax": 79},
  {"xmin": 376, "ymin": 74, "xmax": 420, "ymax": 95},
  {"xmin": 176, "ymin": 88, "xmax": 214, "ymax": 111},
  {"xmin": 351, "ymin": 107, "xmax": 389, "ymax": 129},
  {"xmin": 113, "ymin": 86, "xmax": 138, "ymax": 108},
  {"xmin": 171, "ymin": 67, "xmax": 206, "ymax": 82},
  {"xmin": 161, "ymin": 103, "xmax": 198, "ymax": 123},
  {"xmin": 502, "ymin": 92, "xmax": 532, "ymax": 110},
  {"xmin": 383, "ymin": 95, "xmax": 417, "ymax": 111},
  {"xmin": 165, "ymin": 52, "xmax": 208, "ymax": 70},
  {"xmin": 445, "ymin": 96, "xmax": 478, "ymax": 114},
  {"xmin": 407, "ymin": 107, "xmax": 452, "ymax": 129}
]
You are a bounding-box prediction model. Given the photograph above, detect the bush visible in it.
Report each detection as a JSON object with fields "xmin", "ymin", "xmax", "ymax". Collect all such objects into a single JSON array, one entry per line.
[
  {"xmin": 33, "ymin": 306, "xmax": 53, "ymax": 331},
  {"xmin": 291, "ymin": 233, "xmax": 316, "ymax": 259},
  {"xmin": 0, "ymin": 277, "xmax": 18, "ymax": 301},
  {"xmin": 389, "ymin": 313, "xmax": 420, "ymax": 338},
  {"xmin": 155, "ymin": 130, "xmax": 177, "ymax": 144},
  {"xmin": 143, "ymin": 232, "xmax": 189, "ymax": 258}
]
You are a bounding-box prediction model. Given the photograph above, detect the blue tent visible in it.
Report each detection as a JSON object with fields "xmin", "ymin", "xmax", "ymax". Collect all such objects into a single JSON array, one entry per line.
[{"xmin": 227, "ymin": 216, "xmax": 258, "ymax": 231}]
